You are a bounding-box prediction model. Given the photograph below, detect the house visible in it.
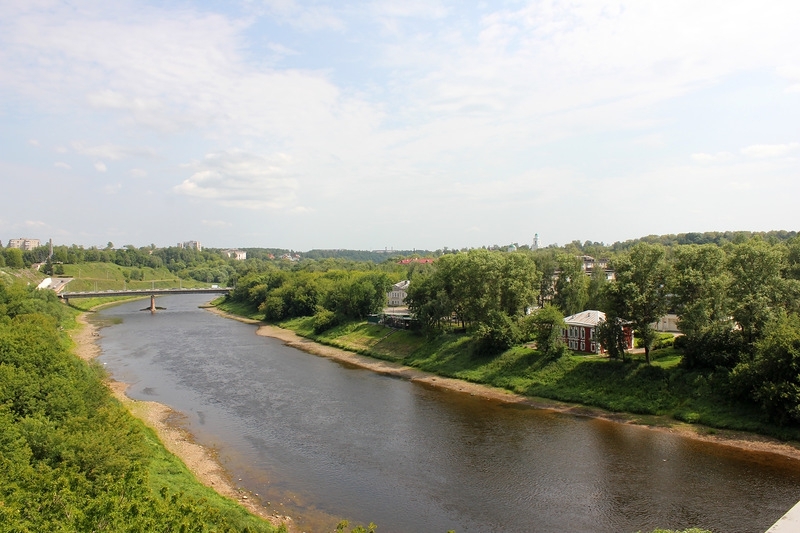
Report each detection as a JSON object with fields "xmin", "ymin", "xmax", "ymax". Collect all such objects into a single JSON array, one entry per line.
[
  {"xmin": 387, "ymin": 280, "xmax": 410, "ymax": 307},
  {"xmin": 562, "ymin": 310, "xmax": 634, "ymax": 354},
  {"xmin": 223, "ymin": 249, "xmax": 247, "ymax": 260}
]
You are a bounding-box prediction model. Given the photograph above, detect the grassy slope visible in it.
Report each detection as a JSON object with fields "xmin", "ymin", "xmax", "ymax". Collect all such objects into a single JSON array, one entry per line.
[
  {"xmin": 215, "ymin": 301, "xmax": 800, "ymax": 442},
  {"xmin": 60, "ymin": 262, "xmax": 208, "ymax": 292}
]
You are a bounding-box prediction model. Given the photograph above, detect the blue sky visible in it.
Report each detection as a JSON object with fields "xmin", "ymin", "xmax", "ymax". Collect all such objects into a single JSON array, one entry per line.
[{"xmin": 1, "ymin": 0, "xmax": 798, "ymax": 251}]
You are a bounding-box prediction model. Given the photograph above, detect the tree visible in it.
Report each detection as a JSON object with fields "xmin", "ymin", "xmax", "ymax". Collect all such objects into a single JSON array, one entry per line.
[
  {"xmin": 4, "ymin": 248, "xmax": 24, "ymax": 268},
  {"xmin": 731, "ymin": 311, "xmax": 800, "ymax": 424},
  {"xmin": 522, "ymin": 304, "xmax": 567, "ymax": 357},
  {"xmin": 726, "ymin": 238, "xmax": 786, "ymax": 348},
  {"xmin": 586, "ymin": 264, "xmax": 608, "ymax": 311},
  {"xmin": 605, "ymin": 243, "xmax": 670, "ymax": 363},
  {"xmin": 595, "ymin": 313, "xmax": 630, "ymax": 360},
  {"xmin": 671, "ymin": 244, "xmax": 731, "ymax": 339},
  {"xmin": 552, "ymin": 253, "xmax": 588, "ymax": 316}
]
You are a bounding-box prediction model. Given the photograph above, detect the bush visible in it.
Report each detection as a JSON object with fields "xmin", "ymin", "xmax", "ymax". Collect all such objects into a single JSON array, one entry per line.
[
  {"xmin": 473, "ymin": 311, "xmax": 521, "ymax": 356},
  {"xmin": 636, "ymin": 332, "xmax": 675, "ymax": 350},
  {"xmin": 681, "ymin": 325, "xmax": 744, "ymax": 370},
  {"xmin": 313, "ymin": 308, "xmax": 340, "ymax": 334}
]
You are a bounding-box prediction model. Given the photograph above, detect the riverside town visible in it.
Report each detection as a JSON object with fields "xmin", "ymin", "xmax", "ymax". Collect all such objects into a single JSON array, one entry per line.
[{"xmin": 3, "ymin": 231, "xmax": 800, "ymax": 533}]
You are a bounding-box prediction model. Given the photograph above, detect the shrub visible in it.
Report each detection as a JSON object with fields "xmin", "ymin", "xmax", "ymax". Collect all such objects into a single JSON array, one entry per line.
[
  {"xmin": 473, "ymin": 311, "xmax": 521, "ymax": 356},
  {"xmin": 313, "ymin": 308, "xmax": 340, "ymax": 334}
]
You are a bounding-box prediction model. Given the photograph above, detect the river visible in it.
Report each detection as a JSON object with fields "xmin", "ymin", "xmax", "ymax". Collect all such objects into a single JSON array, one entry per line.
[{"xmin": 95, "ymin": 294, "xmax": 800, "ymax": 533}]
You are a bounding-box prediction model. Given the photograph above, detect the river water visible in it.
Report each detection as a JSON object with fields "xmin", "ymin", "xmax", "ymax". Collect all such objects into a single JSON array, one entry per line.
[{"xmin": 95, "ymin": 295, "xmax": 800, "ymax": 533}]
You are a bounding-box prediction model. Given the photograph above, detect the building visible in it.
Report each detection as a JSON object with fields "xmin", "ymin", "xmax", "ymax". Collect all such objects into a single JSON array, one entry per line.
[
  {"xmin": 178, "ymin": 241, "xmax": 202, "ymax": 251},
  {"xmin": 397, "ymin": 258, "xmax": 434, "ymax": 265},
  {"xmin": 387, "ymin": 280, "xmax": 410, "ymax": 307},
  {"xmin": 223, "ymin": 249, "xmax": 247, "ymax": 260},
  {"xmin": 561, "ymin": 310, "xmax": 634, "ymax": 354},
  {"xmin": 7, "ymin": 238, "xmax": 41, "ymax": 250}
]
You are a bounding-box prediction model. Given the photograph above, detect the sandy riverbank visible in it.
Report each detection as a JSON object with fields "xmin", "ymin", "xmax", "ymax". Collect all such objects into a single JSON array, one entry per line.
[
  {"xmin": 207, "ymin": 307, "xmax": 800, "ymax": 463},
  {"xmin": 70, "ymin": 313, "xmax": 297, "ymax": 532}
]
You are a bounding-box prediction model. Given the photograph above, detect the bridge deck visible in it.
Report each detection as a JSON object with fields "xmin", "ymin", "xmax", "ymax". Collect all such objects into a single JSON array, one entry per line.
[{"xmin": 59, "ymin": 288, "xmax": 232, "ymax": 299}]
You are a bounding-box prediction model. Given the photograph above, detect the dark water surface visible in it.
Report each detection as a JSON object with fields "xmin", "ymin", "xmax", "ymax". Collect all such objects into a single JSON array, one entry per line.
[{"xmin": 96, "ymin": 295, "xmax": 800, "ymax": 533}]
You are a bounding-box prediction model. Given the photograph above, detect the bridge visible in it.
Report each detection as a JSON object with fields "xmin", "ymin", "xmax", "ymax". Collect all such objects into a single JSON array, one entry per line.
[{"xmin": 59, "ymin": 287, "xmax": 232, "ymax": 307}]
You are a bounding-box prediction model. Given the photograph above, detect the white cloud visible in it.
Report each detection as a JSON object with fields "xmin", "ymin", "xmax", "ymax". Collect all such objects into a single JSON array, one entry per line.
[
  {"xmin": 94, "ymin": 161, "xmax": 107, "ymax": 172},
  {"xmin": 28, "ymin": 139, "xmax": 40, "ymax": 146},
  {"xmin": 54, "ymin": 161, "xmax": 71, "ymax": 169},
  {"xmin": 74, "ymin": 142, "xmax": 158, "ymax": 160},
  {"xmin": 174, "ymin": 150, "xmax": 302, "ymax": 210},
  {"xmin": 202, "ymin": 219, "xmax": 232, "ymax": 228},
  {"xmin": 741, "ymin": 143, "xmax": 799, "ymax": 158},
  {"xmin": 24, "ymin": 220, "xmax": 48, "ymax": 228},
  {"xmin": 129, "ymin": 168, "xmax": 147, "ymax": 178},
  {"xmin": 691, "ymin": 152, "xmax": 734, "ymax": 163}
]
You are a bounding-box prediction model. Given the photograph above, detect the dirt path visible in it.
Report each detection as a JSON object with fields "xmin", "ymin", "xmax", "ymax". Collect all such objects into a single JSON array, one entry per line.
[
  {"xmin": 208, "ymin": 308, "xmax": 800, "ymax": 463},
  {"xmin": 70, "ymin": 313, "xmax": 298, "ymax": 532}
]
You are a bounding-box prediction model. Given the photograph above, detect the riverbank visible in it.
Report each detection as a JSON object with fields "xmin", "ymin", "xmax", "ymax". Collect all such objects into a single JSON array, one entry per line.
[
  {"xmin": 70, "ymin": 313, "xmax": 297, "ymax": 532},
  {"xmin": 207, "ymin": 306, "xmax": 800, "ymax": 464}
]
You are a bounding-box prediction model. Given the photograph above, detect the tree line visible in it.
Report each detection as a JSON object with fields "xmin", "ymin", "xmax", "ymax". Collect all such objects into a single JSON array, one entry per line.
[{"xmin": 222, "ymin": 236, "xmax": 800, "ymax": 426}]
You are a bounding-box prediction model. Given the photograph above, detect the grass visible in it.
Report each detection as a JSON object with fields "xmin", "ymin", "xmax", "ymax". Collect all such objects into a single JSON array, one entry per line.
[
  {"xmin": 59, "ymin": 262, "xmax": 208, "ymax": 292},
  {"xmin": 138, "ymin": 419, "xmax": 276, "ymax": 531}
]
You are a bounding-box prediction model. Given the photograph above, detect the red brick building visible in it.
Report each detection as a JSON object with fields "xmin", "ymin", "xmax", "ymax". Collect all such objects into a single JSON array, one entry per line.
[{"xmin": 562, "ymin": 310, "xmax": 634, "ymax": 354}]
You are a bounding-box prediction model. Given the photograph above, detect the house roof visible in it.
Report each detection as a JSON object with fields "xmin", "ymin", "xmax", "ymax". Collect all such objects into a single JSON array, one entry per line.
[
  {"xmin": 392, "ymin": 280, "xmax": 410, "ymax": 290},
  {"xmin": 563, "ymin": 310, "xmax": 605, "ymax": 327}
]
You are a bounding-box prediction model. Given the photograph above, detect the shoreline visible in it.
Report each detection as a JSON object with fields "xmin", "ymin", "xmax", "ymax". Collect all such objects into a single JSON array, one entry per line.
[
  {"xmin": 70, "ymin": 312, "xmax": 298, "ymax": 532},
  {"xmin": 207, "ymin": 306, "xmax": 800, "ymax": 463}
]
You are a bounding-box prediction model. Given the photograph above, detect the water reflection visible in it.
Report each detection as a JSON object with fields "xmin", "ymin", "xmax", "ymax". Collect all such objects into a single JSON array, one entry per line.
[{"xmin": 96, "ymin": 295, "xmax": 800, "ymax": 533}]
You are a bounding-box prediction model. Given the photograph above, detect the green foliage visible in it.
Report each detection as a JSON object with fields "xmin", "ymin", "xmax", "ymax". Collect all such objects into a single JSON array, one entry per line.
[
  {"xmin": 635, "ymin": 332, "xmax": 675, "ymax": 350},
  {"xmin": 406, "ymin": 249, "xmax": 539, "ymax": 332},
  {"xmin": 552, "ymin": 253, "xmax": 588, "ymax": 315},
  {"xmin": 521, "ymin": 304, "xmax": 567, "ymax": 358},
  {"xmin": 473, "ymin": 310, "xmax": 522, "ymax": 356},
  {"xmin": 731, "ymin": 312, "xmax": 800, "ymax": 424},
  {"xmin": 332, "ymin": 520, "xmax": 378, "ymax": 533},
  {"xmin": 313, "ymin": 308, "xmax": 341, "ymax": 334},
  {"xmin": 3, "ymin": 247, "xmax": 24, "ymax": 268},
  {"xmin": 0, "ymin": 279, "xmax": 278, "ymax": 532},
  {"xmin": 604, "ymin": 243, "xmax": 670, "ymax": 363},
  {"xmin": 595, "ymin": 314, "xmax": 629, "ymax": 360}
]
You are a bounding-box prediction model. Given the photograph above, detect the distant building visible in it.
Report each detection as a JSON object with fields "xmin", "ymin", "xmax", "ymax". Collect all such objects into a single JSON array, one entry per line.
[
  {"xmin": 397, "ymin": 258, "xmax": 434, "ymax": 265},
  {"xmin": 7, "ymin": 238, "xmax": 40, "ymax": 250},
  {"xmin": 561, "ymin": 310, "xmax": 634, "ymax": 354},
  {"xmin": 387, "ymin": 280, "xmax": 410, "ymax": 307},
  {"xmin": 532, "ymin": 233, "xmax": 539, "ymax": 250},
  {"xmin": 178, "ymin": 240, "xmax": 202, "ymax": 251},
  {"xmin": 223, "ymin": 249, "xmax": 247, "ymax": 260}
]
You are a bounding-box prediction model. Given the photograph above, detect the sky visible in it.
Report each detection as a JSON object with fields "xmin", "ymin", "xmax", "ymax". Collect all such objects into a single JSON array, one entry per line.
[{"xmin": 1, "ymin": 1, "xmax": 799, "ymax": 251}]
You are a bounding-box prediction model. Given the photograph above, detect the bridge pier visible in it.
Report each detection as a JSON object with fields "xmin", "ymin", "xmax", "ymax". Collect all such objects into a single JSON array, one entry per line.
[{"xmin": 150, "ymin": 295, "xmax": 156, "ymax": 313}]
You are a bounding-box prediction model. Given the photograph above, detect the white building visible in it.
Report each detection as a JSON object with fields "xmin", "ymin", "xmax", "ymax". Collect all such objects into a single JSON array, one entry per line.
[
  {"xmin": 7, "ymin": 238, "xmax": 40, "ymax": 250},
  {"xmin": 223, "ymin": 249, "xmax": 247, "ymax": 260},
  {"xmin": 178, "ymin": 240, "xmax": 202, "ymax": 251},
  {"xmin": 387, "ymin": 280, "xmax": 410, "ymax": 307}
]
